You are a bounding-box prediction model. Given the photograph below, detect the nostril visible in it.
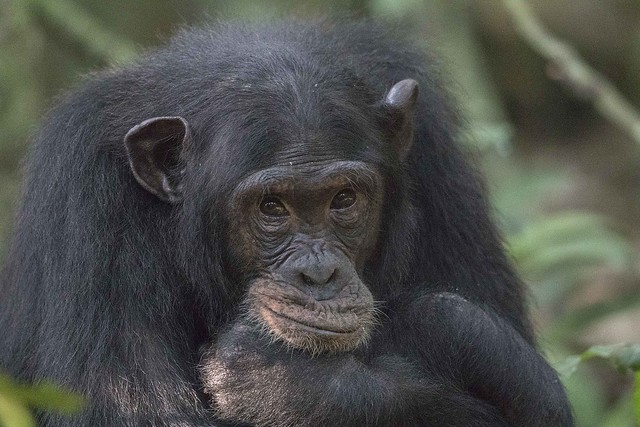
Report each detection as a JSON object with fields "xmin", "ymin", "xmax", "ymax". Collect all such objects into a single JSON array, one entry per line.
[
  {"xmin": 326, "ymin": 269, "xmax": 337, "ymax": 284},
  {"xmin": 301, "ymin": 273, "xmax": 315, "ymax": 286}
]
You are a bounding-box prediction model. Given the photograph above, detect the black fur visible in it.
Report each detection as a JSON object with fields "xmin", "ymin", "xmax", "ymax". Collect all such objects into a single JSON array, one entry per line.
[
  {"xmin": 202, "ymin": 292, "xmax": 572, "ymax": 426},
  {"xmin": 0, "ymin": 21, "xmax": 573, "ymax": 426}
]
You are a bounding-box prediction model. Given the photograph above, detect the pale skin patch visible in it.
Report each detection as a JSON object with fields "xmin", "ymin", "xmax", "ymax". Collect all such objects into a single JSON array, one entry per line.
[{"xmin": 246, "ymin": 276, "xmax": 376, "ymax": 355}]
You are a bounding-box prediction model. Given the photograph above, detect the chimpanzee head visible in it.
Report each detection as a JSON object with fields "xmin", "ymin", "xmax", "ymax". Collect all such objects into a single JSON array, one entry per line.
[{"xmin": 123, "ymin": 75, "xmax": 418, "ymax": 354}]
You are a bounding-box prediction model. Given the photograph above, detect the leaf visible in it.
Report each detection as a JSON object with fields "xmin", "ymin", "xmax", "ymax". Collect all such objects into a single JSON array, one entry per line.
[
  {"xmin": 507, "ymin": 211, "xmax": 636, "ymax": 307},
  {"xmin": 16, "ymin": 383, "xmax": 84, "ymax": 414},
  {"xmin": 635, "ymin": 371, "xmax": 640, "ymax": 425},
  {"xmin": 0, "ymin": 372, "xmax": 84, "ymax": 415},
  {"xmin": 555, "ymin": 355, "xmax": 582, "ymax": 378},
  {"xmin": 609, "ymin": 346, "xmax": 640, "ymax": 371},
  {"xmin": 510, "ymin": 212, "xmax": 611, "ymax": 255},
  {"xmin": 556, "ymin": 344, "xmax": 640, "ymax": 379},
  {"xmin": 582, "ymin": 344, "xmax": 628, "ymax": 360},
  {"xmin": 546, "ymin": 292, "xmax": 640, "ymax": 341},
  {"xmin": 509, "ymin": 212, "xmax": 634, "ymax": 276},
  {"xmin": 0, "ymin": 393, "xmax": 35, "ymax": 427}
]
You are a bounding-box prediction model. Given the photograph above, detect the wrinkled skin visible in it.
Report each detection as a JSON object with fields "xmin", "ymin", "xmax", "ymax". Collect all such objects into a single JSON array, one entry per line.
[{"xmin": 225, "ymin": 160, "xmax": 385, "ymax": 354}]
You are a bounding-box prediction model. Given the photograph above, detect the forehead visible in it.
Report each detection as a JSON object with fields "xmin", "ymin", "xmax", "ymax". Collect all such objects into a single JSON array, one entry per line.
[{"xmin": 234, "ymin": 161, "xmax": 382, "ymax": 195}]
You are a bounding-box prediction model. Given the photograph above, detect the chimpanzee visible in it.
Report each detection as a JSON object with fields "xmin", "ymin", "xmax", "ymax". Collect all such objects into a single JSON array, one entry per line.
[{"xmin": 0, "ymin": 21, "xmax": 573, "ymax": 426}]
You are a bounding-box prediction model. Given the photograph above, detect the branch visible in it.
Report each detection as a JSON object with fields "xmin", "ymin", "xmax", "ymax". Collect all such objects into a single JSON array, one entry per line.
[{"xmin": 503, "ymin": 0, "xmax": 640, "ymax": 145}]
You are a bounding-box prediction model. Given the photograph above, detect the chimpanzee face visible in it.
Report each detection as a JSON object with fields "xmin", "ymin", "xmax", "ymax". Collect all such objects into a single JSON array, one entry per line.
[
  {"xmin": 123, "ymin": 78, "xmax": 418, "ymax": 354},
  {"xmin": 225, "ymin": 159, "xmax": 383, "ymax": 353}
]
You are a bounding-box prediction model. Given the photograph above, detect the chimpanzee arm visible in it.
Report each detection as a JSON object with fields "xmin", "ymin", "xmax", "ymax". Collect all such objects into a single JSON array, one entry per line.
[
  {"xmin": 202, "ymin": 292, "xmax": 573, "ymax": 427},
  {"xmin": 383, "ymin": 292, "xmax": 574, "ymax": 426},
  {"xmin": 202, "ymin": 321, "xmax": 508, "ymax": 427}
]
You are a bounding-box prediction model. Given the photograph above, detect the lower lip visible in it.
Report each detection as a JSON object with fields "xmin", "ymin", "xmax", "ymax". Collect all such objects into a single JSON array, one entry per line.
[{"xmin": 260, "ymin": 304, "xmax": 358, "ymax": 336}]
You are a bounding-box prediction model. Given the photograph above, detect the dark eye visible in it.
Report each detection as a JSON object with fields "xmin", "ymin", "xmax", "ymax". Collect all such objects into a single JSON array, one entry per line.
[
  {"xmin": 260, "ymin": 196, "xmax": 289, "ymax": 217},
  {"xmin": 331, "ymin": 189, "xmax": 357, "ymax": 210}
]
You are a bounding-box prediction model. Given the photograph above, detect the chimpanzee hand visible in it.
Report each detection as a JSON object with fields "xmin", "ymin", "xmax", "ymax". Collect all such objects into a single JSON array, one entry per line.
[
  {"xmin": 201, "ymin": 293, "xmax": 573, "ymax": 427},
  {"xmin": 202, "ymin": 319, "xmax": 473, "ymax": 427},
  {"xmin": 200, "ymin": 313, "xmax": 512, "ymax": 427}
]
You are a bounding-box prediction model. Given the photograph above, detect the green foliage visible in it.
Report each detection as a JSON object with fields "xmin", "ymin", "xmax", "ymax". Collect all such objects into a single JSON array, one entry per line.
[
  {"xmin": 489, "ymin": 149, "xmax": 640, "ymax": 427},
  {"xmin": 511, "ymin": 213, "xmax": 633, "ymax": 275},
  {"xmin": 0, "ymin": 372, "xmax": 84, "ymax": 427},
  {"xmin": 635, "ymin": 372, "xmax": 640, "ymax": 424},
  {"xmin": 555, "ymin": 344, "xmax": 640, "ymax": 425},
  {"xmin": 557, "ymin": 344, "xmax": 640, "ymax": 378},
  {"xmin": 509, "ymin": 211, "xmax": 635, "ymax": 306}
]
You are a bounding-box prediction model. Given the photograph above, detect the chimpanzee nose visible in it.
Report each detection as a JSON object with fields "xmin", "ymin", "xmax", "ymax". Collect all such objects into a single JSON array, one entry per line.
[
  {"xmin": 300, "ymin": 264, "xmax": 337, "ymax": 286},
  {"xmin": 293, "ymin": 260, "xmax": 346, "ymax": 301}
]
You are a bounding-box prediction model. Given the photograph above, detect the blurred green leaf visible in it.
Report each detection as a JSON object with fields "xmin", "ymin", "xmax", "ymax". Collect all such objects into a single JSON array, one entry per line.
[
  {"xmin": 510, "ymin": 212, "xmax": 632, "ymax": 271},
  {"xmin": 557, "ymin": 344, "xmax": 640, "ymax": 379},
  {"xmin": 508, "ymin": 211, "xmax": 635, "ymax": 307},
  {"xmin": 0, "ymin": 372, "xmax": 84, "ymax": 423},
  {"xmin": 0, "ymin": 393, "xmax": 35, "ymax": 427},
  {"xmin": 582, "ymin": 344, "xmax": 640, "ymax": 372},
  {"xmin": 458, "ymin": 123, "xmax": 513, "ymax": 155},
  {"xmin": 556, "ymin": 355, "xmax": 582, "ymax": 378},
  {"xmin": 558, "ymin": 363, "xmax": 608, "ymax": 427},
  {"xmin": 546, "ymin": 292, "xmax": 640, "ymax": 342},
  {"xmin": 634, "ymin": 371, "xmax": 640, "ymax": 424},
  {"xmin": 12, "ymin": 383, "xmax": 84, "ymax": 415}
]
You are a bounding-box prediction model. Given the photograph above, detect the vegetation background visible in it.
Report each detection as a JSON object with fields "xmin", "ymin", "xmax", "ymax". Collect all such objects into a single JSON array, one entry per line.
[{"xmin": 1, "ymin": 0, "xmax": 639, "ymax": 426}]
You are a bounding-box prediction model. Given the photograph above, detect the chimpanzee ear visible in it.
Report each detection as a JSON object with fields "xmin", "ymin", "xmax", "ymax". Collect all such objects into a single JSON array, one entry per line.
[
  {"xmin": 124, "ymin": 116, "xmax": 190, "ymax": 203},
  {"xmin": 379, "ymin": 79, "xmax": 419, "ymax": 161}
]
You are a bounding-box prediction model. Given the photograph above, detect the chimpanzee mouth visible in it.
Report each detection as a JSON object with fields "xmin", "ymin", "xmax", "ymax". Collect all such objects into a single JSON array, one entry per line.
[
  {"xmin": 246, "ymin": 279, "xmax": 375, "ymax": 352},
  {"xmin": 259, "ymin": 303, "xmax": 362, "ymax": 335}
]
